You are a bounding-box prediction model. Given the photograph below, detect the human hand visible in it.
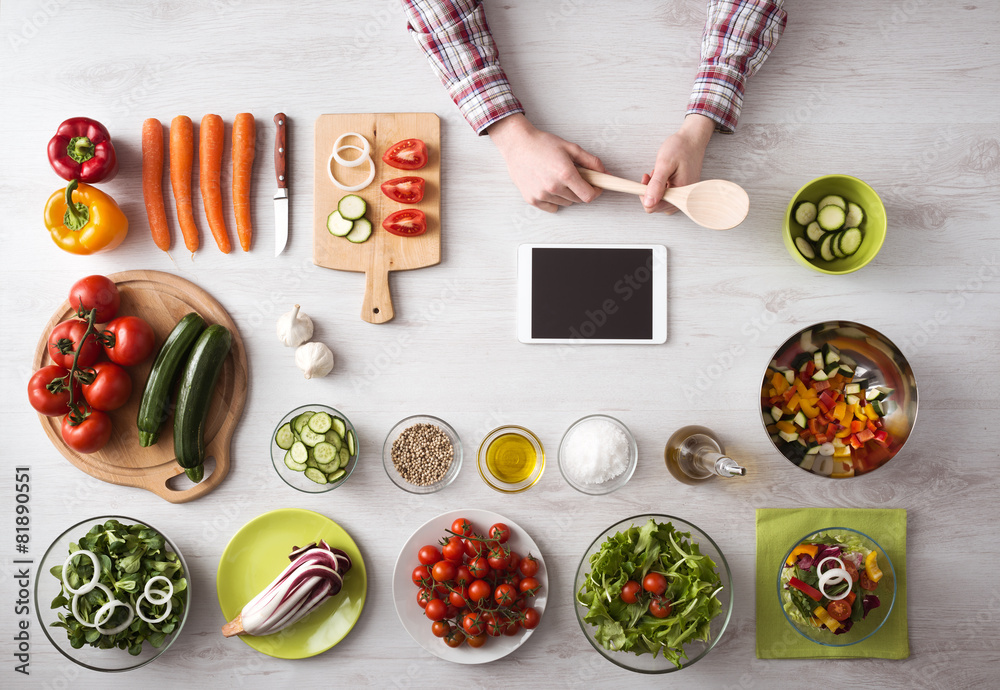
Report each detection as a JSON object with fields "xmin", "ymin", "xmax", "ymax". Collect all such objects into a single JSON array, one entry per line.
[
  {"xmin": 641, "ymin": 114, "xmax": 715, "ymax": 214},
  {"xmin": 488, "ymin": 114, "xmax": 605, "ymax": 213}
]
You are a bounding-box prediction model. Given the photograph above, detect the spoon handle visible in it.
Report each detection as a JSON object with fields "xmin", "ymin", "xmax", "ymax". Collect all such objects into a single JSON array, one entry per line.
[{"xmin": 576, "ymin": 167, "xmax": 686, "ymax": 203}]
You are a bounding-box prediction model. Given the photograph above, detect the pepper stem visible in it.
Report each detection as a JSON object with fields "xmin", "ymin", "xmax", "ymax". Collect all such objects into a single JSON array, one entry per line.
[
  {"xmin": 67, "ymin": 135, "xmax": 95, "ymax": 163},
  {"xmin": 62, "ymin": 180, "xmax": 90, "ymax": 231}
]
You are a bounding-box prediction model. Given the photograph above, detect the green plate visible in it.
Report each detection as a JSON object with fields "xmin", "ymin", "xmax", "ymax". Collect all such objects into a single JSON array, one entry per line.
[{"xmin": 216, "ymin": 508, "xmax": 367, "ymax": 659}]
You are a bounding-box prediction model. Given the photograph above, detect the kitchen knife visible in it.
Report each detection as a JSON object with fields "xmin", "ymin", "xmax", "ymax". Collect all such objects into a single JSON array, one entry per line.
[{"xmin": 273, "ymin": 113, "xmax": 288, "ymax": 256}]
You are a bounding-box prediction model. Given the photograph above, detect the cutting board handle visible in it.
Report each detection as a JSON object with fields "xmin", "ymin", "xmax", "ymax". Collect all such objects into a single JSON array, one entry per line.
[
  {"xmin": 141, "ymin": 436, "xmax": 232, "ymax": 504},
  {"xmin": 362, "ymin": 262, "xmax": 394, "ymax": 323}
]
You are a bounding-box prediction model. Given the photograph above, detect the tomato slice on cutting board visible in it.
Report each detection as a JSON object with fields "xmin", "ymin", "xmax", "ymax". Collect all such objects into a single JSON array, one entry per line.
[
  {"xmin": 382, "ymin": 139, "xmax": 428, "ymax": 170},
  {"xmin": 380, "ymin": 176, "xmax": 425, "ymax": 204},
  {"xmin": 382, "ymin": 209, "xmax": 427, "ymax": 237}
]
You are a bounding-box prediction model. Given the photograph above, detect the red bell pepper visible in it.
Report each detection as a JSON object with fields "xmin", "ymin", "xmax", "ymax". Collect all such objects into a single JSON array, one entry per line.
[
  {"xmin": 874, "ymin": 429, "xmax": 889, "ymax": 447},
  {"xmin": 47, "ymin": 117, "xmax": 118, "ymax": 183},
  {"xmin": 813, "ymin": 380, "xmax": 831, "ymax": 391},
  {"xmin": 789, "ymin": 577, "xmax": 823, "ymax": 602},
  {"xmin": 857, "ymin": 428, "xmax": 875, "ymax": 443}
]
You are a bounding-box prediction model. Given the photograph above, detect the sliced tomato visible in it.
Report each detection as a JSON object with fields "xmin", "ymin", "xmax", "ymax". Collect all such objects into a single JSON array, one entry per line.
[
  {"xmin": 382, "ymin": 139, "xmax": 428, "ymax": 170},
  {"xmin": 380, "ymin": 176, "xmax": 425, "ymax": 204},
  {"xmin": 382, "ymin": 209, "xmax": 427, "ymax": 237}
]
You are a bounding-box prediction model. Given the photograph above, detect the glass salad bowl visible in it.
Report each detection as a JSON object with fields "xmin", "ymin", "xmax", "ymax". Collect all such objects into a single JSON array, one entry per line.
[
  {"xmin": 760, "ymin": 321, "xmax": 918, "ymax": 478},
  {"xmin": 36, "ymin": 515, "xmax": 191, "ymax": 672},
  {"xmin": 574, "ymin": 514, "xmax": 733, "ymax": 674},
  {"xmin": 778, "ymin": 527, "xmax": 896, "ymax": 646},
  {"xmin": 271, "ymin": 404, "xmax": 359, "ymax": 493}
]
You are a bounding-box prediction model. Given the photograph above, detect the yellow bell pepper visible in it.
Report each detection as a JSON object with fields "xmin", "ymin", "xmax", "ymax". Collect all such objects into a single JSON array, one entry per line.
[
  {"xmin": 864, "ymin": 551, "xmax": 884, "ymax": 582},
  {"xmin": 864, "ymin": 403, "xmax": 879, "ymax": 421},
  {"xmin": 785, "ymin": 543, "xmax": 819, "ymax": 566},
  {"xmin": 794, "ymin": 378, "xmax": 810, "ymax": 398},
  {"xmin": 813, "ymin": 605, "xmax": 841, "ymax": 632},
  {"xmin": 834, "ymin": 402, "xmax": 848, "ymax": 424},
  {"xmin": 44, "ymin": 180, "xmax": 128, "ymax": 255},
  {"xmin": 776, "ymin": 420, "xmax": 797, "ymax": 435},
  {"xmin": 800, "ymin": 399, "xmax": 820, "ymax": 418},
  {"xmin": 771, "ymin": 372, "xmax": 789, "ymax": 395}
]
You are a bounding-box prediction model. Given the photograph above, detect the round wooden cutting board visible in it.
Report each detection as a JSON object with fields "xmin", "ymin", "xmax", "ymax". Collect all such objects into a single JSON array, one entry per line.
[{"xmin": 31, "ymin": 270, "xmax": 248, "ymax": 503}]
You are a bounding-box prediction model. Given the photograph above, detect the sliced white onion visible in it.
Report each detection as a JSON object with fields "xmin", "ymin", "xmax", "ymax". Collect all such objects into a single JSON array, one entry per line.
[
  {"xmin": 328, "ymin": 147, "xmax": 376, "ymax": 192},
  {"xmin": 332, "ymin": 132, "xmax": 370, "ymax": 167},
  {"xmin": 144, "ymin": 576, "xmax": 173, "ymax": 605},
  {"xmin": 817, "ymin": 556, "xmax": 845, "ymax": 576},
  {"xmin": 135, "ymin": 591, "xmax": 173, "ymax": 624},
  {"xmin": 71, "ymin": 583, "xmax": 115, "ymax": 628},
  {"xmin": 819, "ymin": 442, "xmax": 835, "ymax": 456},
  {"xmin": 62, "ymin": 550, "xmax": 101, "ymax": 595},
  {"xmin": 818, "ymin": 568, "xmax": 853, "ymax": 600},
  {"xmin": 96, "ymin": 599, "xmax": 135, "ymax": 636}
]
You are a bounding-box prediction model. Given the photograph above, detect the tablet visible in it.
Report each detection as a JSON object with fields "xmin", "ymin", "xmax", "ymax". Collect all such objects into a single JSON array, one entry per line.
[{"xmin": 517, "ymin": 244, "xmax": 667, "ymax": 344}]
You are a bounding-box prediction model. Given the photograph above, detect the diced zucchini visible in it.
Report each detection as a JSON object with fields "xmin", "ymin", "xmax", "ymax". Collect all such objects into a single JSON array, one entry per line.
[
  {"xmin": 800, "ymin": 454, "xmax": 816, "ymax": 472},
  {"xmin": 846, "ymin": 394, "xmax": 861, "ymax": 405},
  {"xmin": 308, "ymin": 411, "xmax": 333, "ymax": 434},
  {"xmin": 770, "ymin": 406, "xmax": 783, "ymax": 423},
  {"xmin": 813, "ymin": 352, "xmax": 824, "ymax": 369},
  {"xmin": 778, "ymin": 429, "xmax": 799, "ymax": 443},
  {"xmin": 871, "ymin": 400, "xmax": 886, "ymax": 417},
  {"xmin": 812, "ymin": 369, "xmax": 829, "ymax": 381},
  {"xmin": 822, "ymin": 344, "xmax": 840, "ymax": 364},
  {"xmin": 806, "ymin": 445, "xmax": 822, "ymax": 455},
  {"xmin": 793, "ymin": 411, "xmax": 807, "ymax": 428},
  {"xmin": 845, "ymin": 383, "xmax": 861, "ymax": 395},
  {"xmin": 839, "ymin": 364, "xmax": 855, "ymax": 376},
  {"xmin": 275, "ymin": 423, "xmax": 295, "ymax": 450},
  {"xmin": 795, "ymin": 201, "xmax": 818, "ymax": 225},
  {"xmin": 791, "ymin": 353, "xmax": 812, "ymax": 370},
  {"xmin": 784, "ymin": 370, "xmax": 795, "ymax": 385}
]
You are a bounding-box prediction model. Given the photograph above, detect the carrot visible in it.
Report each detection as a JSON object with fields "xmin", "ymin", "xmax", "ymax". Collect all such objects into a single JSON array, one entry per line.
[
  {"xmin": 141, "ymin": 119, "xmax": 171, "ymax": 251},
  {"xmin": 199, "ymin": 114, "xmax": 231, "ymax": 253},
  {"xmin": 232, "ymin": 113, "xmax": 256, "ymax": 251},
  {"xmin": 169, "ymin": 115, "xmax": 200, "ymax": 253}
]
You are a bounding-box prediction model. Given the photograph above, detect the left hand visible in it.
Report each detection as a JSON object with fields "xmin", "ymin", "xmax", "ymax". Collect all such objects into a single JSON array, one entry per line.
[{"xmin": 641, "ymin": 114, "xmax": 715, "ymax": 214}]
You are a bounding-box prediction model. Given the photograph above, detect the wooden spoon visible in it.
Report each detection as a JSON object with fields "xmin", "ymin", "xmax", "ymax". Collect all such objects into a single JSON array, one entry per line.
[{"xmin": 576, "ymin": 167, "xmax": 750, "ymax": 230}]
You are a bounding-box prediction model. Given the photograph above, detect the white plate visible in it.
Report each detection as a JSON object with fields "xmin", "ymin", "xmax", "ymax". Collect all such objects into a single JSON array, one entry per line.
[{"xmin": 392, "ymin": 508, "xmax": 548, "ymax": 664}]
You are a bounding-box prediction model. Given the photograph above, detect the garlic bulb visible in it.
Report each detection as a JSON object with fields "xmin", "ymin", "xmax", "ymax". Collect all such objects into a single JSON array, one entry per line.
[
  {"xmin": 276, "ymin": 304, "xmax": 314, "ymax": 348},
  {"xmin": 295, "ymin": 342, "xmax": 334, "ymax": 379}
]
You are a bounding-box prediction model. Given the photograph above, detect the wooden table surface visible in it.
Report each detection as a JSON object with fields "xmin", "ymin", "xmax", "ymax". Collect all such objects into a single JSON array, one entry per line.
[{"xmin": 2, "ymin": 1, "xmax": 998, "ymax": 687}]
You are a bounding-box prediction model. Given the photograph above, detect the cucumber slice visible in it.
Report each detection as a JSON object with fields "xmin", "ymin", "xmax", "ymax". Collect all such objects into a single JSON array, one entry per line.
[
  {"xmin": 316, "ymin": 460, "xmax": 338, "ymax": 474},
  {"xmin": 331, "ymin": 417, "xmax": 346, "ymax": 437},
  {"xmin": 818, "ymin": 195, "xmax": 846, "ymax": 210},
  {"xmin": 346, "ymin": 429, "xmax": 356, "ymax": 456},
  {"xmin": 338, "ymin": 447, "xmax": 350, "ymax": 469},
  {"xmin": 794, "ymin": 201, "xmax": 817, "ymax": 225},
  {"xmin": 290, "ymin": 441, "xmax": 308, "ymax": 464},
  {"xmin": 300, "ymin": 426, "xmax": 325, "ymax": 447},
  {"xmin": 327, "ymin": 469, "xmax": 346, "ymax": 483},
  {"xmin": 805, "ymin": 221, "xmax": 824, "ymax": 242},
  {"xmin": 338, "ymin": 194, "xmax": 367, "ymax": 221},
  {"xmin": 305, "ymin": 452, "xmax": 319, "ymax": 469},
  {"xmin": 794, "ymin": 236, "xmax": 816, "ymax": 260},
  {"xmin": 839, "ymin": 227, "xmax": 863, "ymax": 256},
  {"xmin": 819, "ymin": 233, "xmax": 836, "ymax": 261},
  {"xmin": 275, "ymin": 423, "xmax": 295, "ymax": 450},
  {"xmin": 293, "ymin": 411, "xmax": 315, "ymax": 435},
  {"xmin": 817, "ymin": 205, "xmax": 846, "ymax": 232},
  {"xmin": 346, "ymin": 217, "xmax": 373, "ymax": 244},
  {"xmin": 327, "ymin": 210, "xmax": 353, "ymax": 237},
  {"xmin": 284, "ymin": 451, "xmax": 307, "ymax": 472},
  {"xmin": 308, "ymin": 411, "xmax": 333, "ymax": 434},
  {"xmin": 324, "ymin": 430, "xmax": 343, "ymax": 450},
  {"xmin": 313, "ymin": 441, "xmax": 337, "ymax": 464},
  {"xmin": 304, "ymin": 467, "xmax": 328, "ymax": 485},
  {"xmin": 844, "ymin": 202, "xmax": 865, "ymax": 228}
]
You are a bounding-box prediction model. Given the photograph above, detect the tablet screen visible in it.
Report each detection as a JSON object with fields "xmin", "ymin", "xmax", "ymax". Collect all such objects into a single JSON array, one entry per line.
[{"xmin": 530, "ymin": 247, "xmax": 654, "ymax": 340}]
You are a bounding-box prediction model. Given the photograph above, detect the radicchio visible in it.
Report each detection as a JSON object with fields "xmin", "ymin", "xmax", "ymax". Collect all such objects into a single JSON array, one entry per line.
[{"xmin": 862, "ymin": 594, "xmax": 881, "ymax": 618}]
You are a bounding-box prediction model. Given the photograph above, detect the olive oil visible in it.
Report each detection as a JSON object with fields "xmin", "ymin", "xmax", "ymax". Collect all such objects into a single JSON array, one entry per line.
[
  {"xmin": 665, "ymin": 425, "xmax": 746, "ymax": 485},
  {"xmin": 486, "ymin": 433, "xmax": 537, "ymax": 484}
]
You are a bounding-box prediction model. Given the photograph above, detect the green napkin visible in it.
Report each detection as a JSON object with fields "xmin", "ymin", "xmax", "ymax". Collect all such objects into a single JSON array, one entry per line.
[{"xmin": 755, "ymin": 508, "xmax": 908, "ymax": 659}]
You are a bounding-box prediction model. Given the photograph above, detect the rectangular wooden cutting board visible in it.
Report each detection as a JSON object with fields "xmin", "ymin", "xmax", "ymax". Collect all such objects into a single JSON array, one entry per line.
[{"xmin": 313, "ymin": 113, "xmax": 440, "ymax": 323}]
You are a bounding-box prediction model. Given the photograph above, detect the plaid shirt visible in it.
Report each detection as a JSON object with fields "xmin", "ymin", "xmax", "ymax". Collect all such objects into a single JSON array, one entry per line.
[{"xmin": 402, "ymin": 0, "xmax": 786, "ymax": 135}]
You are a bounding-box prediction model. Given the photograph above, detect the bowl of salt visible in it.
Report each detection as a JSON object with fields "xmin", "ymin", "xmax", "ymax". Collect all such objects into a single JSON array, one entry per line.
[{"xmin": 557, "ymin": 414, "xmax": 638, "ymax": 495}]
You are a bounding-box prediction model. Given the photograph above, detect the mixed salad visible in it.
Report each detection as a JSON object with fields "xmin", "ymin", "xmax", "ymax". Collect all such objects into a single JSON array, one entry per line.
[
  {"xmin": 781, "ymin": 531, "xmax": 883, "ymax": 635},
  {"xmin": 576, "ymin": 518, "xmax": 723, "ymax": 668}
]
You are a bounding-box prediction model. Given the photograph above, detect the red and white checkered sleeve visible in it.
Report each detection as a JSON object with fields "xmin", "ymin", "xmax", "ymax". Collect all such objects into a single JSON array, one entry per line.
[
  {"xmin": 402, "ymin": 0, "xmax": 525, "ymax": 134},
  {"xmin": 687, "ymin": 0, "xmax": 787, "ymax": 134}
]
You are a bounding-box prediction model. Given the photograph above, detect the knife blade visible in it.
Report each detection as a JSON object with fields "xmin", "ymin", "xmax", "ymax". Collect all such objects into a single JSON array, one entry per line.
[{"xmin": 273, "ymin": 112, "xmax": 288, "ymax": 256}]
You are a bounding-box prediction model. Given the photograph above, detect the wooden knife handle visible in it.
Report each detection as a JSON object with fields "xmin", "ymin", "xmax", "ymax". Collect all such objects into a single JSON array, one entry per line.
[{"xmin": 273, "ymin": 113, "xmax": 287, "ymax": 189}]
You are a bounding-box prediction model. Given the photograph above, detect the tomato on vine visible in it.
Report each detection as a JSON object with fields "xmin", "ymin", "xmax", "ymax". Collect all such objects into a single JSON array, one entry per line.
[
  {"xmin": 489, "ymin": 523, "xmax": 511, "ymax": 544},
  {"xmin": 418, "ymin": 545, "xmax": 441, "ymax": 565},
  {"xmin": 519, "ymin": 554, "xmax": 539, "ymax": 577},
  {"xmin": 442, "ymin": 536, "xmax": 466, "ymax": 562},
  {"xmin": 451, "ymin": 517, "xmax": 474, "ymax": 537}
]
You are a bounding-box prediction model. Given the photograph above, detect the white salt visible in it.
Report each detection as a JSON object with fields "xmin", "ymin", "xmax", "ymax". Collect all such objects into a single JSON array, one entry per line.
[{"xmin": 563, "ymin": 419, "xmax": 630, "ymax": 484}]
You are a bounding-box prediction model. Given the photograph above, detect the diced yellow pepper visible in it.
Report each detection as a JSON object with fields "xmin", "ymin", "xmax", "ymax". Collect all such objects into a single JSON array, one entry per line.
[
  {"xmin": 794, "ymin": 378, "xmax": 810, "ymax": 398},
  {"xmin": 864, "ymin": 403, "xmax": 879, "ymax": 421},
  {"xmin": 813, "ymin": 606, "xmax": 841, "ymax": 632},
  {"xmin": 834, "ymin": 445, "xmax": 851, "ymax": 457},
  {"xmin": 771, "ymin": 372, "xmax": 789, "ymax": 395},
  {"xmin": 800, "ymin": 399, "xmax": 819, "ymax": 418},
  {"xmin": 786, "ymin": 543, "xmax": 820, "ymax": 566},
  {"xmin": 787, "ymin": 393, "xmax": 801, "ymax": 412},
  {"xmin": 835, "ymin": 427, "xmax": 852, "ymax": 438},
  {"xmin": 855, "ymin": 405, "xmax": 869, "ymax": 421},
  {"xmin": 864, "ymin": 551, "xmax": 884, "ymax": 582},
  {"xmin": 776, "ymin": 420, "xmax": 796, "ymax": 434},
  {"xmin": 833, "ymin": 402, "xmax": 847, "ymax": 422}
]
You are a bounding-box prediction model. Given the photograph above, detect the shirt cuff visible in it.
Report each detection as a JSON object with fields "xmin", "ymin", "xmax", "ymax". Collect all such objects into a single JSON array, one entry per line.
[
  {"xmin": 448, "ymin": 64, "xmax": 525, "ymax": 135},
  {"xmin": 687, "ymin": 64, "xmax": 746, "ymax": 134}
]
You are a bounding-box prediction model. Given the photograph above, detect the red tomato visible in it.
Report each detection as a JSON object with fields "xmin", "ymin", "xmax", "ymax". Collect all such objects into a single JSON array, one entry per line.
[
  {"xmin": 466, "ymin": 632, "xmax": 487, "ymax": 648},
  {"xmin": 442, "ymin": 536, "xmax": 466, "ymax": 563},
  {"xmin": 468, "ymin": 556, "xmax": 490, "ymax": 579},
  {"xmin": 521, "ymin": 607, "xmax": 540, "ymax": 630},
  {"xmin": 505, "ymin": 551, "xmax": 522, "ymax": 573},
  {"xmin": 455, "ymin": 565, "xmax": 472, "ymax": 586},
  {"xmin": 380, "ymin": 176, "xmax": 426, "ymax": 204},
  {"xmin": 103, "ymin": 316, "xmax": 155, "ymax": 366},
  {"xmin": 28, "ymin": 365, "xmax": 78, "ymax": 417},
  {"xmin": 468, "ymin": 579, "xmax": 492, "ymax": 603},
  {"xmin": 860, "ymin": 572, "xmax": 878, "ymax": 591},
  {"xmin": 451, "ymin": 517, "xmax": 474, "ymax": 537},
  {"xmin": 519, "ymin": 554, "xmax": 539, "ymax": 577},
  {"xmin": 418, "ymin": 545, "xmax": 442, "ymax": 566},
  {"xmin": 489, "ymin": 523, "xmax": 511, "ymax": 544},
  {"xmin": 68, "ymin": 275, "xmax": 120, "ymax": 322},
  {"xmin": 416, "ymin": 587, "xmax": 435, "ymax": 608},
  {"xmin": 483, "ymin": 613, "xmax": 501, "ymax": 637},
  {"xmin": 465, "ymin": 537, "xmax": 488, "ymax": 558},
  {"xmin": 462, "ymin": 612, "xmax": 485, "ymax": 636},
  {"xmin": 494, "ymin": 583, "xmax": 516, "ymax": 607},
  {"xmin": 649, "ymin": 597, "xmax": 672, "ymax": 619},
  {"xmin": 412, "ymin": 565, "xmax": 432, "ymax": 587},
  {"xmin": 827, "ymin": 600, "xmax": 851, "ymax": 622},
  {"xmin": 643, "ymin": 572, "xmax": 668, "ymax": 596},
  {"xmin": 382, "ymin": 138, "xmax": 428, "ymax": 170},
  {"xmin": 60, "ymin": 409, "xmax": 112, "ymax": 454},
  {"xmin": 843, "ymin": 561, "xmax": 860, "ymax": 583},
  {"xmin": 519, "ymin": 577, "xmax": 541, "ymax": 596},
  {"xmin": 443, "ymin": 627, "xmax": 465, "ymax": 648},
  {"xmin": 424, "ymin": 599, "xmax": 447, "ymax": 621},
  {"xmin": 382, "ymin": 209, "xmax": 427, "ymax": 237},
  {"xmin": 48, "ymin": 320, "xmax": 102, "ymax": 369},
  {"xmin": 500, "ymin": 615, "xmax": 520, "ymax": 636},
  {"xmin": 487, "ymin": 546, "xmax": 510, "ymax": 571},
  {"xmin": 432, "ymin": 560, "xmax": 457, "ymax": 583},
  {"xmin": 80, "ymin": 362, "xmax": 132, "ymax": 411},
  {"xmin": 620, "ymin": 580, "xmax": 641, "ymax": 604},
  {"xmin": 449, "ymin": 587, "xmax": 469, "ymax": 608},
  {"xmin": 431, "ymin": 621, "xmax": 450, "ymax": 638}
]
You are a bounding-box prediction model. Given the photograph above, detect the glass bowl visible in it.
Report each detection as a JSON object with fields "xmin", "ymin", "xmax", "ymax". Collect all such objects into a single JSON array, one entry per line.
[
  {"xmin": 270, "ymin": 404, "xmax": 359, "ymax": 493},
  {"xmin": 382, "ymin": 415, "xmax": 462, "ymax": 494},
  {"xmin": 476, "ymin": 425, "xmax": 545, "ymax": 493},
  {"xmin": 36, "ymin": 515, "xmax": 191, "ymax": 672},
  {"xmin": 574, "ymin": 514, "xmax": 733, "ymax": 673},
  {"xmin": 557, "ymin": 414, "xmax": 638, "ymax": 495},
  {"xmin": 760, "ymin": 321, "xmax": 918, "ymax": 478},
  {"xmin": 777, "ymin": 527, "xmax": 896, "ymax": 646}
]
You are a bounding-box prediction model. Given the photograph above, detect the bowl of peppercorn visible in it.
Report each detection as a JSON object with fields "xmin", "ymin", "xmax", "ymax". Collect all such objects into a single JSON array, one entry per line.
[{"xmin": 382, "ymin": 415, "xmax": 463, "ymax": 494}]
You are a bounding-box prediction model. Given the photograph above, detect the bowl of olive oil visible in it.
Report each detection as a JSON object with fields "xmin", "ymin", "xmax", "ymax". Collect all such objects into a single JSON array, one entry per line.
[{"xmin": 477, "ymin": 426, "xmax": 545, "ymax": 493}]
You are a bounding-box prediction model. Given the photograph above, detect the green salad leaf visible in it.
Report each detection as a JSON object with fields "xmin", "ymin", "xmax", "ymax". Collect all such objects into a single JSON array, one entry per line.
[
  {"xmin": 576, "ymin": 519, "xmax": 724, "ymax": 667},
  {"xmin": 49, "ymin": 519, "xmax": 187, "ymax": 656}
]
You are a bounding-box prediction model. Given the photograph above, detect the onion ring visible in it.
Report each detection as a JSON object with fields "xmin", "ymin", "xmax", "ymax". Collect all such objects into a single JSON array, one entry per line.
[
  {"xmin": 817, "ymin": 556, "xmax": 845, "ymax": 577},
  {"xmin": 327, "ymin": 146, "xmax": 375, "ymax": 192},
  {"xmin": 144, "ymin": 576, "xmax": 174, "ymax": 605},
  {"xmin": 62, "ymin": 550, "xmax": 101, "ymax": 595},
  {"xmin": 71, "ymin": 583, "xmax": 115, "ymax": 628},
  {"xmin": 818, "ymin": 568, "xmax": 853, "ymax": 600},
  {"xmin": 95, "ymin": 599, "xmax": 135, "ymax": 636},
  {"xmin": 135, "ymin": 591, "xmax": 173, "ymax": 624},
  {"xmin": 332, "ymin": 132, "xmax": 370, "ymax": 167}
]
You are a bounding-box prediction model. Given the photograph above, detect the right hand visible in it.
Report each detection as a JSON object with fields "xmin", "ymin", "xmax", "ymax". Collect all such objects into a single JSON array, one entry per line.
[{"xmin": 488, "ymin": 114, "xmax": 604, "ymax": 213}]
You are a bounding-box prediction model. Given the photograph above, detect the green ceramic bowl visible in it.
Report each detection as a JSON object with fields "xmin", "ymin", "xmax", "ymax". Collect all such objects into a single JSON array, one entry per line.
[{"xmin": 783, "ymin": 175, "xmax": 886, "ymax": 274}]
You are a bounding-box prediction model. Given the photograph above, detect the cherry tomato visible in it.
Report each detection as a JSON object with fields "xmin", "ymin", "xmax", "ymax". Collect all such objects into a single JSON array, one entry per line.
[
  {"xmin": 431, "ymin": 621, "xmax": 450, "ymax": 638},
  {"xmin": 506, "ymin": 551, "xmax": 521, "ymax": 573},
  {"xmin": 827, "ymin": 599, "xmax": 852, "ymax": 621},
  {"xmin": 28, "ymin": 365, "xmax": 78, "ymax": 417},
  {"xmin": 494, "ymin": 583, "xmax": 516, "ymax": 607},
  {"xmin": 450, "ymin": 587, "xmax": 469, "ymax": 608},
  {"xmin": 451, "ymin": 517, "xmax": 474, "ymax": 537},
  {"xmin": 380, "ymin": 176, "xmax": 426, "ymax": 204},
  {"xmin": 860, "ymin": 572, "xmax": 878, "ymax": 591},
  {"xmin": 519, "ymin": 577, "xmax": 541, "ymax": 596},
  {"xmin": 462, "ymin": 612, "xmax": 485, "ymax": 636},
  {"xmin": 487, "ymin": 546, "xmax": 510, "ymax": 571},
  {"xmin": 68, "ymin": 275, "xmax": 120, "ymax": 322},
  {"xmin": 468, "ymin": 556, "xmax": 490, "ymax": 579},
  {"xmin": 466, "ymin": 633, "xmax": 487, "ymax": 648},
  {"xmin": 416, "ymin": 587, "xmax": 435, "ymax": 608},
  {"xmin": 500, "ymin": 615, "xmax": 520, "ymax": 636},
  {"xmin": 412, "ymin": 565, "xmax": 432, "ymax": 587},
  {"xmin": 483, "ymin": 613, "xmax": 501, "ymax": 637},
  {"xmin": 382, "ymin": 138, "xmax": 428, "ymax": 171},
  {"xmin": 468, "ymin": 579, "xmax": 492, "ymax": 603},
  {"xmin": 465, "ymin": 537, "xmax": 488, "ymax": 558},
  {"xmin": 843, "ymin": 561, "xmax": 860, "ymax": 583},
  {"xmin": 455, "ymin": 565, "xmax": 472, "ymax": 587},
  {"xmin": 48, "ymin": 319, "xmax": 102, "ymax": 369},
  {"xmin": 489, "ymin": 523, "xmax": 511, "ymax": 544},
  {"xmin": 522, "ymin": 607, "xmax": 540, "ymax": 630},
  {"xmin": 424, "ymin": 599, "xmax": 447, "ymax": 622},
  {"xmin": 442, "ymin": 536, "xmax": 466, "ymax": 563},
  {"xmin": 643, "ymin": 572, "xmax": 668, "ymax": 596},
  {"xmin": 502, "ymin": 572, "xmax": 522, "ymax": 590},
  {"xmin": 432, "ymin": 560, "xmax": 457, "ymax": 583},
  {"xmin": 382, "ymin": 209, "xmax": 427, "ymax": 237},
  {"xmin": 519, "ymin": 554, "xmax": 539, "ymax": 577},
  {"xmin": 60, "ymin": 409, "xmax": 112, "ymax": 454},
  {"xmin": 649, "ymin": 597, "xmax": 672, "ymax": 619},
  {"xmin": 620, "ymin": 580, "xmax": 641, "ymax": 604},
  {"xmin": 443, "ymin": 627, "xmax": 466, "ymax": 648},
  {"xmin": 80, "ymin": 362, "xmax": 131, "ymax": 411},
  {"xmin": 417, "ymin": 545, "xmax": 442, "ymax": 565},
  {"xmin": 103, "ymin": 316, "xmax": 155, "ymax": 366}
]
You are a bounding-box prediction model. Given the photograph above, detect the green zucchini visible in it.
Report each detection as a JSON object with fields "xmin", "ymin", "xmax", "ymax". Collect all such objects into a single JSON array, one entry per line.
[
  {"xmin": 173, "ymin": 324, "xmax": 232, "ymax": 482},
  {"xmin": 136, "ymin": 313, "xmax": 206, "ymax": 447}
]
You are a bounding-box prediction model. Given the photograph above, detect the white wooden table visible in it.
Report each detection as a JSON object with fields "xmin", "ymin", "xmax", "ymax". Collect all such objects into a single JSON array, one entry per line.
[{"xmin": 2, "ymin": 1, "xmax": 998, "ymax": 687}]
